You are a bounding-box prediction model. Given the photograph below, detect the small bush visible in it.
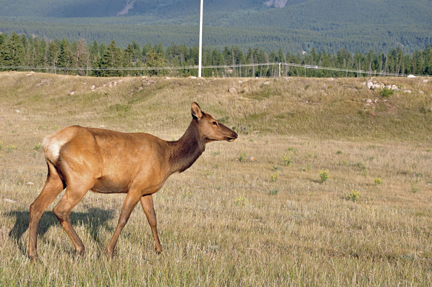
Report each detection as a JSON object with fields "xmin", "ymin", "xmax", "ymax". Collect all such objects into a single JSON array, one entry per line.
[
  {"xmin": 319, "ymin": 169, "xmax": 329, "ymax": 183},
  {"xmin": 238, "ymin": 151, "xmax": 247, "ymax": 162},
  {"xmin": 411, "ymin": 182, "xmax": 419, "ymax": 193},
  {"xmin": 379, "ymin": 88, "xmax": 394, "ymax": 98},
  {"xmin": 6, "ymin": 144, "xmax": 16, "ymax": 153},
  {"xmin": 182, "ymin": 190, "xmax": 192, "ymax": 199},
  {"xmin": 34, "ymin": 143, "xmax": 42, "ymax": 151},
  {"xmin": 348, "ymin": 189, "xmax": 360, "ymax": 202},
  {"xmin": 271, "ymin": 173, "xmax": 279, "ymax": 182},
  {"xmin": 374, "ymin": 177, "xmax": 382, "ymax": 185},
  {"xmin": 234, "ymin": 196, "xmax": 249, "ymax": 206},
  {"xmin": 269, "ymin": 189, "xmax": 279, "ymax": 195},
  {"xmin": 282, "ymin": 151, "xmax": 293, "ymax": 166},
  {"xmin": 357, "ymin": 161, "xmax": 367, "ymax": 176},
  {"xmin": 337, "ymin": 150, "xmax": 342, "ymax": 154}
]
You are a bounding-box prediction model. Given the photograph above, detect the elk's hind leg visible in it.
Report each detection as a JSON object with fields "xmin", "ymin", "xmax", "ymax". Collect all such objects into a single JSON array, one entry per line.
[
  {"xmin": 52, "ymin": 180, "xmax": 92, "ymax": 256},
  {"xmin": 28, "ymin": 162, "xmax": 65, "ymax": 260}
]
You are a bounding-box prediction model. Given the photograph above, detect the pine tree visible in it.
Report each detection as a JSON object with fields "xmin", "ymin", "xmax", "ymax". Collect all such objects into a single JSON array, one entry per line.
[
  {"xmin": 123, "ymin": 44, "xmax": 134, "ymax": 76},
  {"xmin": 154, "ymin": 42, "xmax": 165, "ymax": 56},
  {"xmin": 73, "ymin": 38, "xmax": 90, "ymax": 76},
  {"xmin": 3, "ymin": 33, "xmax": 25, "ymax": 69},
  {"xmin": 124, "ymin": 44, "xmax": 134, "ymax": 66},
  {"xmin": 0, "ymin": 33, "xmax": 7, "ymax": 46},
  {"xmin": 403, "ymin": 54, "xmax": 412, "ymax": 75},
  {"xmin": 310, "ymin": 47, "xmax": 318, "ymax": 65},
  {"xmin": 89, "ymin": 41, "xmax": 99, "ymax": 60},
  {"xmin": 99, "ymin": 43, "xmax": 107, "ymax": 61},
  {"xmin": 142, "ymin": 43, "xmax": 153, "ymax": 58},
  {"xmin": 423, "ymin": 44, "xmax": 432, "ymax": 75},
  {"xmin": 0, "ymin": 34, "xmax": 8, "ymax": 67},
  {"xmin": 190, "ymin": 46, "xmax": 199, "ymax": 65},
  {"xmin": 57, "ymin": 38, "xmax": 72, "ymax": 74},
  {"xmin": 144, "ymin": 50, "xmax": 167, "ymax": 76},
  {"xmin": 99, "ymin": 40, "xmax": 122, "ymax": 77},
  {"xmin": 47, "ymin": 41, "xmax": 58, "ymax": 72},
  {"xmin": 131, "ymin": 41, "xmax": 141, "ymax": 63},
  {"xmin": 32, "ymin": 37, "xmax": 40, "ymax": 67},
  {"xmin": 412, "ymin": 50, "xmax": 424, "ymax": 75},
  {"xmin": 21, "ymin": 34, "xmax": 29, "ymax": 66},
  {"xmin": 277, "ymin": 48, "xmax": 285, "ymax": 63},
  {"xmin": 39, "ymin": 38, "xmax": 47, "ymax": 68},
  {"xmin": 396, "ymin": 47, "xmax": 404, "ymax": 75}
]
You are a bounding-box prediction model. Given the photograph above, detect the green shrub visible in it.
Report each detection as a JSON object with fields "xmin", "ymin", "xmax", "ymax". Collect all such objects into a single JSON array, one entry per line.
[
  {"xmin": 348, "ymin": 189, "xmax": 360, "ymax": 202},
  {"xmin": 238, "ymin": 151, "xmax": 247, "ymax": 162},
  {"xmin": 379, "ymin": 88, "xmax": 394, "ymax": 98},
  {"xmin": 319, "ymin": 169, "xmax": 329, "ymax": 183},
  {"xmin": 357, "ymin": 162, "xmax": 367, "ymax": 176},
  {"xmin": 234, "ymin": 196, "xmax": 249, "ymax": 206},
  {"xmin": 412, "ymin": 182, "xmax": 419, "ymax": 193},
  {"xmin": 374, "ymin": 177, "xmax": 382, "ymax": 185},
  {"xmin": 34, "ymin": 143, "xmax": 42, "ymax": 151},
  {"xmin": 269, "ymin": 189, "xmax": 279, "ymax": 195},
  {"xmin": 282, "ymin": 151, "xmax": 293, "ymax": 166},
  {"xmin": 6, "ymin": 144, "xmax": 16, "ymax": 153}
]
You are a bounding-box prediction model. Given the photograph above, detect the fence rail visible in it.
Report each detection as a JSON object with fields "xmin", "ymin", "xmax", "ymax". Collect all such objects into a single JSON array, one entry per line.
[{"xmin": 0, "ymin": 62, "xmax": 427, "ymax": 78}]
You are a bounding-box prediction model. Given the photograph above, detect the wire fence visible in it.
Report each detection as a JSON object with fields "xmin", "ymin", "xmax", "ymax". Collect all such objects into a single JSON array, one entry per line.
[{"xmin": 0, "ymin": 62, "xmax": 427, "ymax": 78}]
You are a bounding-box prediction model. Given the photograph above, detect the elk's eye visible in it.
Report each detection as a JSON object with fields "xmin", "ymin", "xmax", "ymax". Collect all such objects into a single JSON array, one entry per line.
[{"xmin": 212, "ymin": 121, "xmax": 218, "ymax": 126}]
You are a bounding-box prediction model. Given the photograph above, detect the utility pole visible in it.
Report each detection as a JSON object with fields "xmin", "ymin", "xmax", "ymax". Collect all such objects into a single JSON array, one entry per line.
[{"xmin": 198, "ymin": 0, "xmax": 203, "ymax": 78}]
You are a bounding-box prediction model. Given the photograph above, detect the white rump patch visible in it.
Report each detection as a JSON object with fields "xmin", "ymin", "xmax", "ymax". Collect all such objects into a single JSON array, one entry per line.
[{"xmin": 42, "ymin": 135, "xmax": 69, "ymax": 163}]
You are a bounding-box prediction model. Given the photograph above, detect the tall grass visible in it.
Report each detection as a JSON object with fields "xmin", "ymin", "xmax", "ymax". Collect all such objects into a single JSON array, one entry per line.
[{"xmin": 1, "ymin": 72, "xmax": 432, "ymax": 285}]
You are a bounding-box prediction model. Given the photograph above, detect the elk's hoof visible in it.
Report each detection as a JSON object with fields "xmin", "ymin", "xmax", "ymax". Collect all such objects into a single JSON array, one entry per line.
[
  {"xmin": 28, "ymin": 254, "xmax": 38, "ymax": 262},
  {"xmin": 105, "ymin": 251, "xmax": 114, "ymax": 259},
  {"xmin": 74, "ymin": 250, "xmax": 85, "ymax": 259}
]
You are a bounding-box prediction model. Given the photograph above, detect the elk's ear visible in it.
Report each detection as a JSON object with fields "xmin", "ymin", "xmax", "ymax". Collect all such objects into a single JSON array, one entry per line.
[{"xmin": 191, "ymin": 102, "xmax": 203, "ymax": 120}]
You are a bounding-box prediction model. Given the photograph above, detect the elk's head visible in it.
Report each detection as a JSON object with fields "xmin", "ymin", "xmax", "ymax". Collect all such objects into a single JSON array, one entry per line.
[{"xmin": 191, "ymin": 102, "xmax": 238, "ymax": 143}]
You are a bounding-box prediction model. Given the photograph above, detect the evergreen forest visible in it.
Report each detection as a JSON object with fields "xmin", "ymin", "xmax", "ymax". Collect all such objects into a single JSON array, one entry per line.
[{"xmin": 1, "ymin": 32, "xmax": 432, "ymax": 78}]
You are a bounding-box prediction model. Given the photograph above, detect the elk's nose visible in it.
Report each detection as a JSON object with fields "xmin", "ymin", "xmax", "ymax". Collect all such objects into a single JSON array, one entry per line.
[{"xmin": 227, "ymin": 132, "xmax": 238, "ymax": 142}]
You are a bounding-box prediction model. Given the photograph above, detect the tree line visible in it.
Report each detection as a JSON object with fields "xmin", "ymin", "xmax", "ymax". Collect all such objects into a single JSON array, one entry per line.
[{"xmin": 1, "ymin": 32, "xmax": 432, "ymax": 78}]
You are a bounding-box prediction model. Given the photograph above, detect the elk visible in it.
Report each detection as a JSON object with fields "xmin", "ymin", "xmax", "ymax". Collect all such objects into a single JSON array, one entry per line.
[{"xmin": 28, "ymin": 102, "xmax": 237, "ymax": 260}]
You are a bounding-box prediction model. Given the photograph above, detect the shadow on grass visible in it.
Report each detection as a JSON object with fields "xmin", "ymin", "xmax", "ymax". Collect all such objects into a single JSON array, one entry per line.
[{"xmin": 7, "ymin": 208, "xmax": 115, "ymax": 256}]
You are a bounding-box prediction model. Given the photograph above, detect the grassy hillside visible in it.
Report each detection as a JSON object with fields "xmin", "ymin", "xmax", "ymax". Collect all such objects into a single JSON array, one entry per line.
[
  {"xmin": 1, "ymin": 72, "xmax": 432, "ymax": 285},
  {"xmin": 1, "ymin": 0, "xmax": 432, "ymax": 53},
  {"xmin": 1, "ymin": 72, "xmax": 431, "ymax": 142}
]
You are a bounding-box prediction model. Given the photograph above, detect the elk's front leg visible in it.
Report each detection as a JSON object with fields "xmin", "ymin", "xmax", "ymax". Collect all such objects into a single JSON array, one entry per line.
[
  {"xmin": 141, "ymin": 194, "xmax": 162, "ymax": 253},
  {"xmin": 106, "ymin": 192, "xmax": 141, "ymax": 258}
]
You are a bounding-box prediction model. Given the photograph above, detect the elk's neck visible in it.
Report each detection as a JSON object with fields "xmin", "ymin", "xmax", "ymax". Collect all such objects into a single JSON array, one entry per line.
[{"xmin": 168, "ymin": 121, "xmax": 205, "ymax": 174}]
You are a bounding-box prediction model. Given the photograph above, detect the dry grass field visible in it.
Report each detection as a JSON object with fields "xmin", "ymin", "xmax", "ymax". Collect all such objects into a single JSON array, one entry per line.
[{"xmin": 1, "ymin": 72, "xmax": 432, "ymax": 285}]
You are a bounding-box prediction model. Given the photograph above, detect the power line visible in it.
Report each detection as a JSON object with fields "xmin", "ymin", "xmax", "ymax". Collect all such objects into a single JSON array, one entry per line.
[{"xmin": 0, "ymin": 63, "xmax": 428, "ymax": 77}]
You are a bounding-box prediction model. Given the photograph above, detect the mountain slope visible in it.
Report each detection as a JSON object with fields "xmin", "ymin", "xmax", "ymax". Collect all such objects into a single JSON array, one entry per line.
[
  {"xmin": 0, "ymin": 0, "xmax": 431, "ymax": 53},
  {"xmin": 0, "ymin": 0, "xmax": 265, "ymax": 18}
]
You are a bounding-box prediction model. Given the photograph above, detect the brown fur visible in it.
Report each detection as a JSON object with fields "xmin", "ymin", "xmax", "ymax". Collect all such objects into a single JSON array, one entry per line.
[{"xmin": 28, "ymin": 102, "xmax": 237, "ymax": 259}]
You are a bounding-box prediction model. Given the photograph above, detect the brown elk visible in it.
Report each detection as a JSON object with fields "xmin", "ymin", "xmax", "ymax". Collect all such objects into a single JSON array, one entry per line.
[{"xmin": 28, "ymin": 102, "xmax": 237, "ymax": 260}]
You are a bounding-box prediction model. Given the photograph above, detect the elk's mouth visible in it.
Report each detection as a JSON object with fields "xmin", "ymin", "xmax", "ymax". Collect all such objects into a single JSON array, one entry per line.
[{"xmin": 227, "ymin": 133, "xmax": 238, "ymax": 142}]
